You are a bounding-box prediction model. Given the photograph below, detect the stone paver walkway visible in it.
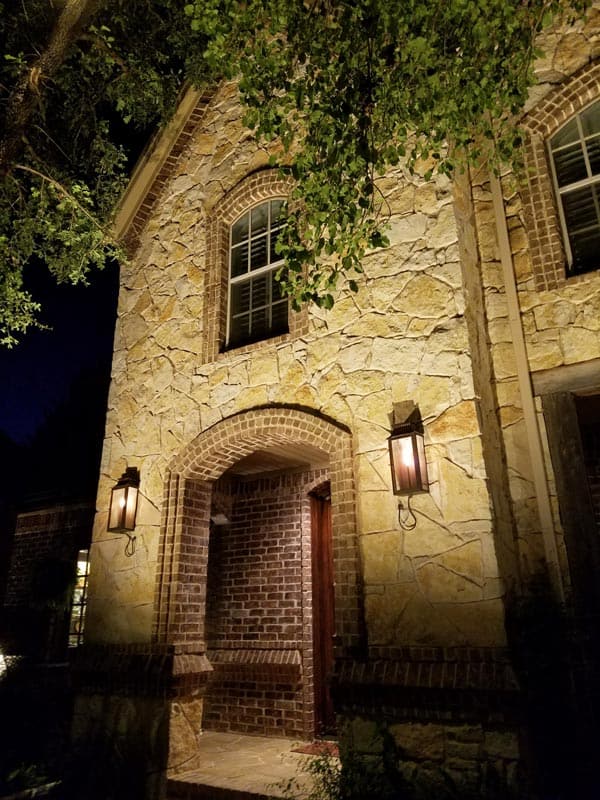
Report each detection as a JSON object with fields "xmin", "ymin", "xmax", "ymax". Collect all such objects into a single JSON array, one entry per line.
[{"xmin": 168, "ymin": 731, "xmax": 327, "ymax": 799}]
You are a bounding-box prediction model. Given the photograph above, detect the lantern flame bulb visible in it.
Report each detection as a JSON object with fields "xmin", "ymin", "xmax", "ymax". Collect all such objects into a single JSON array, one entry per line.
[{"xmin": 400, "ymin": 438, "xmax": 414, "ymax": 468}]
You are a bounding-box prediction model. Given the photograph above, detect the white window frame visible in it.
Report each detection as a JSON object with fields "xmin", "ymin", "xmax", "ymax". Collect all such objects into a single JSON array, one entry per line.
[
  {"xmin": 226, "ymin": 198, "xmax": 288, "ymax": 348},
  {"xmin": 548, "ymin": 99, "xmax": 600, "ymax": 275}
]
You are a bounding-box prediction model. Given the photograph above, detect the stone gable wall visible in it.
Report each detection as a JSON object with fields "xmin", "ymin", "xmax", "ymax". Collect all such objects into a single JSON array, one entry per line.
[{"xmin": 89, "ymin": 78, "xmax": 505, "ymax": 652}]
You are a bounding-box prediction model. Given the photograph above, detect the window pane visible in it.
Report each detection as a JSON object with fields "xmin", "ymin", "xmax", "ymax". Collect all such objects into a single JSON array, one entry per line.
[
  {"xmin": 563, "ymin": 185, "xmax": 600, "ymax": 231},
  {"xmin": 251, "ymin": 204, "xmax": 268, "ymax": 237},
  {"xmin": 564, "ymin": 183, "xmax": 600, "ymax": 271},
  {"xmin": 231, "ymin": 281, "xmax": 251, "ymax": 316},
  {"xmin": 250, "ymin": 234, "xmax": 268, "ymax": 271},
  {"xmin": 69, "ymin": 549, "xmax": 89, "ymax": 648},
  {"xmin": 551, "ymin": 117, "xmax": 579, "ymax": 149},
  {"xmin": 250, "ymin": 306, "xmax": 268, "ymax": 338},
  {"xmin": 569, "ymin": 225, "xmax": 600, "ymax": 272},
  {"xmin": 586, "ymin": 135, "xmax": 600, "ymax": 176},
  {"xmin": 581, "ymin": 101, "xmax": 600, "ymax": 137},
  {"xmin": 231, "ymin": 243, "xmax": 248, "ymax": 277},
  {"xmin": 271, "ymin": 300, "xmax": 289, "ymax": 333},
  {"xmin": 270, "ymin": 224, "xmax": 284, "ymax": 263},
  {"xmin": 271, "ymin": 199, "xmax": 284, "ymax": 222},
  {"xmin": 251, "ymin": 274, "xmax": 268, "ymax": 308},
  {"xmin": 553, "ymin": 143, "xmax": 587, "ymax": 186},
  {"xmin": 271, "ymin": 272, "xmax": 285, "ymax": 301},
  {"xmin": 232, "ymin": 213, "xmax": 249, "ymax": 245},
  {"xmin": 228, "ymin": 200, "xmax": 289, "ymax": 348},
  {"xmin": 230, "ymin": 313, "xmax": 249, "ymax": 345}
]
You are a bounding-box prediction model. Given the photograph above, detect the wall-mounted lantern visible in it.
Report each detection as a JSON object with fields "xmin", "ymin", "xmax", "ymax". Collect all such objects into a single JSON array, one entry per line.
[
  {"xmin": 108, "ymin": 467, "xmax": 140, "ymax": 536},
  {"xmin": 388, "ymin": 403, "xmax": 428, "ymax": 529}
]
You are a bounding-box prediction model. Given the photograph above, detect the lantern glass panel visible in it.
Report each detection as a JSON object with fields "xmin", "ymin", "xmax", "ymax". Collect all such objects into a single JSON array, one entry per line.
[
  {"xmin": 415, "ymin": 432, "xmax": 429, "ymax": 491},
  {"xmin": 108, "ymin": 483, "xmax": 139, "ymax": 531},
  {"xmin": 389, "ymin": 431, "xmax": 427, "ymax": 494},
  {"xmin": 124, "ymin": 485, "xmax": 138, "ymax": 530},
  {"xmin": 109, "ymin": 486, "xmax": 127, "ymax": 530}
]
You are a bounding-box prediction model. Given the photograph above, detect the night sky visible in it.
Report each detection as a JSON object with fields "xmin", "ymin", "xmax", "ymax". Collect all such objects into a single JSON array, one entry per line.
[{"xmin": 0, "ymin": 262, "xmax": 119, "ymax": 447}]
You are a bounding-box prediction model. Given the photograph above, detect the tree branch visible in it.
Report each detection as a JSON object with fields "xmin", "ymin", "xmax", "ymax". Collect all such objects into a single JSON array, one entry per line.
[
  {"xmin": 13, "ymin": 163, "xmax": 112, "ymax": 238},
  {"xmin": 0, "ymin": 0, "xmax": 103, "ymax": 176}
]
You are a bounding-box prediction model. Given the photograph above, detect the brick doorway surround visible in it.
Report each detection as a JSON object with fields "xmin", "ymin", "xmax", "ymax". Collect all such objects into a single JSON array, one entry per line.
[{"xmin": 153, "ymin": 407, "xmax": 363, "ymax": 762}]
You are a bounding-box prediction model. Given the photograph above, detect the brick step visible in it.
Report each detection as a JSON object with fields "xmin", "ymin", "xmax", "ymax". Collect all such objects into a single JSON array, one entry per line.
[{"xmin": 168, "ymin": 778, "xmax": 284, "ymax": 800}]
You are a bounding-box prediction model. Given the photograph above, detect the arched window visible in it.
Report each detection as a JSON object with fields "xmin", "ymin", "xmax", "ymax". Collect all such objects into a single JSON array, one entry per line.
[
  {"xmin": 227, "ymin": 199, "xmax": 288, "ymax": 348},
  {"xmin": 549, "ymin": 99, "xmax": 600, "ymax": 276}
]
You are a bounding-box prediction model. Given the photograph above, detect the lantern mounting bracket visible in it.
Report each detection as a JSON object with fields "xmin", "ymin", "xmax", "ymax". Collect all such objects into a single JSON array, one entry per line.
[
  {"xmin": 122, "ymin": 532, "xmax": 136, "ymax": 557},
  {"xmin": 390, "ymin": 401, "xmax": 423, "ymax": 436},
  {"xmin": 398, "ymin": 495, "xmax": 418, "ymax": 531}
]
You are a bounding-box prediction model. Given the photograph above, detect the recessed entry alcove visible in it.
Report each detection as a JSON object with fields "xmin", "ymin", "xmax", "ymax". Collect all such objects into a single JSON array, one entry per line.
[{"xmin": 154, "ymin": 407, "xmax": 360, "ymax": 747}]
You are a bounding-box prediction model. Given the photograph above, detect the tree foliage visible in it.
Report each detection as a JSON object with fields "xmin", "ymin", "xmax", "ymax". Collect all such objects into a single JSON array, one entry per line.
[
  {"xmin": 0, "ymin": 0, "xmax": 590, "ymax": 344},
  {"xmin": 0, "ymin": 0, "xmax": 209, "ymax": 345},
  {"xmin": 187, "ymin": 0, "xmax": 590, "ymax": 308}
]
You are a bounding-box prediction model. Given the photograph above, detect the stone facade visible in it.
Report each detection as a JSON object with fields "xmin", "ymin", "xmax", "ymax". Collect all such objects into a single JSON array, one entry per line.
[{"xmin": 80, "ymin": 6, "xmax": 600, "ymax": 798}]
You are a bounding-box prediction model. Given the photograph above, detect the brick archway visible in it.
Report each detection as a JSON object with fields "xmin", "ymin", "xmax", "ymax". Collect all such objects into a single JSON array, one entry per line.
[
  {"xmin": 153, "ymin": 405, "xmax": 364, "ymax": 661},
  {"xmin": 520, "ymin": 61, "xmax": 600, "ymax": 290}
]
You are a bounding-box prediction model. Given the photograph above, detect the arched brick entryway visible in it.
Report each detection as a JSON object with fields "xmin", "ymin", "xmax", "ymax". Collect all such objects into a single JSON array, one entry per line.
[{"xmin": 153, "ymin": 406, "xmax": 363, "ymax": 752}]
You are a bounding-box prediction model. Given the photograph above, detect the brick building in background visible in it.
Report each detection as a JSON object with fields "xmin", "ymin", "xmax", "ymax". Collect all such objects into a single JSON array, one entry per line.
[
  {"xmin": 71, "ymin": 6, "xmax": 600, "ymax": 799},
  {"xmin": 3, "ymin": 503, "xmax": 93, "ymax": 660},
  {"xmin": 0, "ymin": 366, "xmax": 110, "ymax": 792}
]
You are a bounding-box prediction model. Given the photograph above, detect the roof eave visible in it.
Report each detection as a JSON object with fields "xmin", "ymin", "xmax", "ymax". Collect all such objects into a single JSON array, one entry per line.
[{"xmin": 112, "ymin": 85, "xmax": 204, "ymax": 242}]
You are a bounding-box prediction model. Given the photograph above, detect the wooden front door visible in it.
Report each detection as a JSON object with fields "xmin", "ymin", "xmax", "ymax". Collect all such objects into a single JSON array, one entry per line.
[{"xmin": 310, "ymin": 484, "xmax": 336, "ymax": 735}]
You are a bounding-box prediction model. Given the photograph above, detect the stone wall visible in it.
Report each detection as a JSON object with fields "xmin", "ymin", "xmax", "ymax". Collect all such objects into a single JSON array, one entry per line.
[
  {"xmin": 89, "ymin": 76, "xmax": 505, "ymax": 652},
  {"xmin": 344, "ymin": 716, "xmax": 521, "ymax": 800},
  {"xmin": 82, "ymin": 7, "xmax": 600, "ymax": 796},
  {"xmin": 464, "ymin": 4, "xmax": 600, "ymax": 595}
]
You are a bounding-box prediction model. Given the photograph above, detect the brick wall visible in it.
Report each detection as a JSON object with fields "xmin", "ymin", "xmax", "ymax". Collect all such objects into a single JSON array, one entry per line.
[
  {"xmin": 159, "ymin": 407, "xmax": 360, "ymax": 653},
  {"xmin": 521, "ymin": 60, "xmax": 600, "ymax": 290},
  {"xmin": 2, "ymin": 502, "xmax": 93, "ymax": 660},
  {"xmin": 202, "ymin": 470, "xmax": 322, "ymax": 738}
]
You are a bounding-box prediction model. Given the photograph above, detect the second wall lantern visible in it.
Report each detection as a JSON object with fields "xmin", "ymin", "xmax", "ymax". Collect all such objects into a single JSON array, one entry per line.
[
  {"xmin": 108, "ymin": 467, "xmax": 140, "ymax": 533},
  {"xmin": 388, "ymin": 402, "xmax": 428, "ymax": 496}
]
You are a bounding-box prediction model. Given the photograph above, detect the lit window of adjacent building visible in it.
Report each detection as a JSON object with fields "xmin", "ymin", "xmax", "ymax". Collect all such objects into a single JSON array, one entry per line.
[
  {"xmin": 227, "ymin": 199, "xmax": 288, "ymax": 348},
  {"xmin": 68, "ymin": 549, "xmax": 90, "ymax": 648},
  {"xmin": 549, "ymin": 99, "xmax": 600, "ymax": 276}
]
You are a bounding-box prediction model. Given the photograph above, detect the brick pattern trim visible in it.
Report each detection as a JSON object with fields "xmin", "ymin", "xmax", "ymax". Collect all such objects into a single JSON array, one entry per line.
[
  {"xmin": 332, "ymin": 647, "xmax": 520, "ymax": 724},
  {"xmin": 208, "ymin": 648, "xmax": 301, "ymax": 666},
  {"xmin": 153, "ymin": 406, "xmax": 363, "ymax": 657},
  {"xmin": 72, "ymin": 644, "xmax": 213, "ymax": 698},
  {"xmin": 201, "ymin": 170, "xmax": 309, "ymax": 364},
  {"xmin": 121, "ymin": 93, "xmax": 213, "ymax": 256},
  {"xmin": 521, "ymin": 61, "xmax": 600, "ymax": 290}
]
